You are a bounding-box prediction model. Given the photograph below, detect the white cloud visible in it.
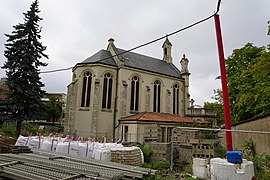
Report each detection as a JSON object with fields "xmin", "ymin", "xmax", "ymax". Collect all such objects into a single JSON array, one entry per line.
[{"xmin": 1, "ymin": 0, "xmax": 269, "ymax": 105}]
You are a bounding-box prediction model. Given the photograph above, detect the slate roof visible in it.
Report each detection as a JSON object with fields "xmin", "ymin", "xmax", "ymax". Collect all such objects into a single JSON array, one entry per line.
[
  {"xmin": 80, "ymin": 49, "xmax": 117, "ymax": 66},
  {"xmin": 119, "ymin": 112, "xmax": 209, "ymax": 124},
  {"xmin": 78, "ymin": 48, "xmax": 182, "ymax": 78}
]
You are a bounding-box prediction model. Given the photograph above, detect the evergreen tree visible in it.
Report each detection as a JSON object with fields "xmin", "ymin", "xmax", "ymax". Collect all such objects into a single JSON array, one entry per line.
[{"xmin": 2, "ymin": 0, "xmax": 48, "ymax": 136}]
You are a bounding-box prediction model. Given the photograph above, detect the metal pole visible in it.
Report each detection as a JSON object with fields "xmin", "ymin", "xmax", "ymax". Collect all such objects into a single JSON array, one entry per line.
[{"xmin": 214, "ymin": 14, "xmax": 233, "ymax": 151}]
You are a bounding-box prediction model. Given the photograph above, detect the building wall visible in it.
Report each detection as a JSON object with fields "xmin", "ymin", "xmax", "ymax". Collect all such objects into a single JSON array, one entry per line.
[
  {"xmin": 219, "ymin": 114, "xmax": 270, "ymax": 155},
  {"xmin": 65, "ymin": 62, "xmax": 188, "ymax": 139}
]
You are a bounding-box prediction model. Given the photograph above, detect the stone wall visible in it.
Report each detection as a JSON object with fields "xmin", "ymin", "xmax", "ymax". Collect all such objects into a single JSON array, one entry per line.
[
  {"xmin": 147, "ymin": 142, "xmax": 171, "ymax": 161},
  {"xmin": 219, "ymin": 114, "xmax": 270, "ymax": 155}
]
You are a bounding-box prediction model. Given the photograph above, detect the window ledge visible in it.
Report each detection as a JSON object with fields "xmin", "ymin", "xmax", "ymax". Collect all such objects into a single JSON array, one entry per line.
[
  {"xmin": 130, "ymin": 110, "xmax": 139, "ymax": 114},
  {"xmin": 102, "ymin": 108, "xmax": 112, "ymax": 112},
  {"xmin": 79, "ymin": 107, "xmax": 90, "ymax": 111}
]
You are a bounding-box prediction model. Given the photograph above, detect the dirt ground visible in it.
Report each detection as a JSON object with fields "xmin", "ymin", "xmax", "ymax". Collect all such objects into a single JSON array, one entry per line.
[{"xmin": 0, "ymin": 134, "xmax": 16, "ymax": 148}]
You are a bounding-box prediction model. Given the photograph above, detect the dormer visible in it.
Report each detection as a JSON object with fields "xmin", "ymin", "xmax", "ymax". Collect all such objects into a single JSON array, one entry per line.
[{"xmin": 162, "ymin": 36, "xmax": 172, "ymax": 63}]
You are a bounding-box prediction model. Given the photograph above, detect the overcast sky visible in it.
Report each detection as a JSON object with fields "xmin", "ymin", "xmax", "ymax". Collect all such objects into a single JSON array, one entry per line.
[{"xmin": 0, "ymin": 0, "xmax": 269, "ymax": 106}]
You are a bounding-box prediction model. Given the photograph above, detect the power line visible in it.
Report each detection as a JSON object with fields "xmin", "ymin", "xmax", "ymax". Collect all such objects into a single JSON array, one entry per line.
[{"xmin": 41, "ymin": 2, "xmax": 221, "ymax": 74}]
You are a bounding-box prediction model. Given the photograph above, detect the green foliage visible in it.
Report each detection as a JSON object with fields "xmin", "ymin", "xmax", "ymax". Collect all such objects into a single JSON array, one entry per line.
[
  {"xmin": 44, "ymin": 96, "xmax": 63, "ymax": 123},
  {"xmin": 152, "ymin": 161, "xmax": 170, "ymax": 169},
  {"xmin": 0, "ymin": 123, "xmax": 16, "ymax": 136},
  {"xmin": 0, "ymin": 122, "xmax": 63, "ymax": 137},
  {"xmin": 142, "ymin": 161, "xmax": 170, "ymax": 170},
  {"xmin": 183, "ymin": 163, "xmax": 193, "ymax": 174},
  {"xmin": 226, "ymin": 43, "xmax": 270, "ymax": 122},
  {"xmin": 140, "ymin": 144, "xmax": 152, "ymax": 163},
  {"xmin": 244, "ymin": 154, "xmax": 270, "ymax": 179},
  {"xmin": 204, "ymin": 100, "xmax": 224, "ymax": 125},
  {"xmin": 242, "ymin": 139, "xmax": 256, "ymax": 157},
  {"xmin": 209, "ymin": 43, "xmax": 270, "ymax": 123},
  {"xmin": 216, "ymin": 143, "xmax": 226, "ymax": 158},
  {"xmin": 2, "ymin": 0, "xmax": 48, "ymax": 121},
  {"xmin": 0, "ymin": 99, "xmax": 14, "ymax": 125}
]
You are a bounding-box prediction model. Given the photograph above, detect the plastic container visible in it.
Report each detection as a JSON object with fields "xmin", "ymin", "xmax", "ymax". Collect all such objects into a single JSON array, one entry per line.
[
  {"xmin": 193, "ymin": 158, "xmax": 209, "ymax": 179},
  {"xmin": 210, "ymin": 158, "xmax": 255, "ymax": 180},
  {"xmin": 226, "ymin": 151, "xmax": 242, "ymax": 164}
]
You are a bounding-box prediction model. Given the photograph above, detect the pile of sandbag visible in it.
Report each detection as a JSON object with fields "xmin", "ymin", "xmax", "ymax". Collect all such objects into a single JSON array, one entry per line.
[{"xmin": 15, "ymin": 135, "xmax": 128, "ymax": 162}]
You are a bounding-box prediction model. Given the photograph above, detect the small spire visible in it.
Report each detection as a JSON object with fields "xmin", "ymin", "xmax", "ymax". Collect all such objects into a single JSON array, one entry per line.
[{"xmin": 162, "ymin": 36, "xmax": 172, "ymax": 63}]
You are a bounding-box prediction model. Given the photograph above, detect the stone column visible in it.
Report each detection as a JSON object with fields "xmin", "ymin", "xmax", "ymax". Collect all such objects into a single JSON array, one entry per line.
[
  {"xmin": 145, "ymin": 86, "xmax": 151, "ymax": 112},
  {"xmin": 120, "ymin": 80, "xmax": 128, "ymax": 117},
  {"xmin": 91, "ymin": 78, "xmax": 100, "ymax": 137}
]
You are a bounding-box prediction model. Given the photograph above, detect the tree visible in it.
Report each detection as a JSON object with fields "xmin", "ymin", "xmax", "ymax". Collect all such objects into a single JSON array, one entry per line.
[
  {"xmin": 2, "ymin": 0, "xmax": 48, "ymax": 137},
  {"xmin": 45, "ymin": 96, "xmax": 63, "ymax": 124},
  {"xmin": 204, "ymin": 89, "xmax": 224, "ymax": 125},
  {"xmin": 226, "ymin": 43, "xmax": 270, "ymax": 122},
  {"xmin": 0, "ymin": 99, "xmax": 13, "ymax": 125},
  {"xmin": 208, "ymin": 43, "xmax": 270, "ymax": 123}
]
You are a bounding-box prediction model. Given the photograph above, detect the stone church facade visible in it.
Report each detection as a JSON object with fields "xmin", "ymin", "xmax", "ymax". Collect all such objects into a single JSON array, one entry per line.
[{"xmin": 64, "ymin": 37, "xmax": 198, "ymax": 141}]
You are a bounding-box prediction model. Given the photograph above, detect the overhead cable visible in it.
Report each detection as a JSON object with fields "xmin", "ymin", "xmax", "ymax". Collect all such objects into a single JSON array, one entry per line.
[{"xmin": 41, "ymin": 1, "xmax": 221, "ymax": 74}]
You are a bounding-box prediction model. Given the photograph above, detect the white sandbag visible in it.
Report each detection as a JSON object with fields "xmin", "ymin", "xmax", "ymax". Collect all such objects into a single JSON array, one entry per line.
[
  {"xmin": 87, "ymin": 142, "xmax": 95, "ymax": 158},
  {"xmin": 140, "ymin": 149, "xmax": 144, "ymax": 164},
  {"xmin": 104, "ymin": 143, "xmax": 117, "ymax": 149},
  {"xmin": 27, "ymin": 136, "xmax": 42, "ymax": 149},
  {"xmin": 69, "ymin": 141, "xmax": 79, "ymax": 156},
  {"xmin": 51, "ymin": 138, "xmax": 58, "ymax": 152},
  {"xmin": 40, "ymin": 137, "xmax": 57, "ymax": 151},
  {"xmin": 94, "ymin": 147, "xmax": 103, "ymax": 160},
  {"xmin": 100, "ymin": 148, "xmax": 111, "ymax": 161},
  {"xmin": 41, "ymin": 139, "xmax": 52, "ymax": 151},
  {"xmin": 15, "ymin": 135, "xmax": 29, "ymax": 146},
  {"xmin": 78, "ymin": 142, "xmax": 87, "ymax": 157},
  {"xmin": 56, "ymin": 141, "xmax": 69, "ymax": 154},
  {"xmin": 92, "ymin": 142, "xmax": 102, "ymax": 159}
]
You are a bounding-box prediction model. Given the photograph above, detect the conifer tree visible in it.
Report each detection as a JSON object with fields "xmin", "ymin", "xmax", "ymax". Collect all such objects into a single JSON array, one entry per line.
[{"xmin": 2, "ymin": 0, "xmax": 48, "ymax": 137}]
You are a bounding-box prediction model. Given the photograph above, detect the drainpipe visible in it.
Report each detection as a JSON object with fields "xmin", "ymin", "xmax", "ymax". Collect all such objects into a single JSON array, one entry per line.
[
  {"xmin": 170, "ymin": 127, "xmax": 175, "ymax": 180},
  {"xmin": 113, "ymin": 67, "xmax": 120, "ymax": 142}
]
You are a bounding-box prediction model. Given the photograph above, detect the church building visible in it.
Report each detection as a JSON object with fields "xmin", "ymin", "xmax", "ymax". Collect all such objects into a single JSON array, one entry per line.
[{"xmin": 64, "ymin": 37, "xmax": 207, "ymax": 142}]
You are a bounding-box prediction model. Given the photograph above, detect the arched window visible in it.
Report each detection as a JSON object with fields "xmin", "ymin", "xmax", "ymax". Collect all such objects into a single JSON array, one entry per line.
[
  {"xmin": 173, "ymin": 84, "xmax": 179, "ymax": 114},
  {"xmin": 153, "ymin": 80, "xmax": 161, "ymax": 113},
  {"xmin": 130, "ymin": 76, "xmax": 140, "ymax": 111},
  {"xmin": 81, "ymin": 71, "xmax": 92, "ymax": 107},
  {"xmin": 102, "ymin": 73, "xmax": 113, "ymax": 109}
]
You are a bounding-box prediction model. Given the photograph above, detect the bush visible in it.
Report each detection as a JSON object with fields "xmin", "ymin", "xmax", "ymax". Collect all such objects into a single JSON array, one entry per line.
[
  {"xmin": 0, "ymin": 123, "xmax": 16, "ymax": 136},
  {"xmin": 216, "ymin": 143, "xmax": 226, "ymax": 158},
  {"xmin": 248, "ymin": 155, "xmax": 270, "ymax": 179},
  {"xmin": 152, "ymin": 161, "xmax": 170, "ymax": 169},
  {"xmin": 140, "ymin": 144, "xmax": 152, "ymax": 163}
]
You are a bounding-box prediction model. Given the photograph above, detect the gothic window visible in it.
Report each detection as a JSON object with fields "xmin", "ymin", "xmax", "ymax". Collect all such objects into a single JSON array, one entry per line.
[
  {"xmin": 173, "ymin": 84, "xmax": 179, "ymax": 114},
  {"xmin": 130, "ymin": 76, "xmax": 140, "ymax": 111},
  {"xmin": 153, "ymin": 80, "xmax": 161, "ymax": 113},
  {"xmin": 102, "ymin": 73, "xmax": 113, "ymax": 109},
  {"xmin": 81, "ymin": 71, "xmax": 92, "ymax": 107}
]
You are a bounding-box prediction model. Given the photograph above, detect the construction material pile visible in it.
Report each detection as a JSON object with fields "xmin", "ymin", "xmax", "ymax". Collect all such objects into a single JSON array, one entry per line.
[
  {"xmin": 15, "ymin": 135, "xmax": 144, "ymax": 166},
  {"xmin": 0, "ymin": 145, "xmax": 32, "ymax": 154}
]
